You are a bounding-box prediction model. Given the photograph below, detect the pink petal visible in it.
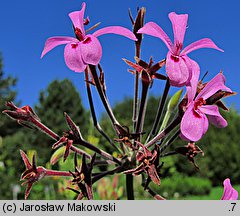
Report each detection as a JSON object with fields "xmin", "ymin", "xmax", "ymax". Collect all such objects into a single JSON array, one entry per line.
[
  {"xmin": 41, "ymin": 37, "xmax": 77, "ymax": 58},
  {"xmin": 80, "ymin": 35, "xmax": 102, "ymax": 65},
  {"xmin": 69, "ymin": 2, "xmax": 86, "ymax": 35},
  {"xmin": 185, "ymin": 58, "xmax": 200, "ymax": 103},
  {"xmin": 221, "ymin": 178, "xmax": 238, "ymax": 200},
  {"xmin": 181, "ymin": 38, "xmax": 224, "ymax": 55},
  {"xmin": 196, "ymin": 73, "xmax": 232, "ymax": 100},
  {"xmin": 137, "ymin": 22, "xmax": 173, "ymax": 51},
  {"xmin": 93, "ymin": 26, "xmax": 137, "ymax": 41},
  {"xmin": 180, "ymin": 103, "xmax": 208, "ymax": 142},
  {"xmin": 64, "ymin": 42, "xmax": 86, "ymax": 72},
  {"xmin": 199, "ymin": 105, "xmax": 227, "ymax": 128},
  {"xmin": 169, "ymin": 12, "xmax": 188, "ymax": 52},
  {"xmin": 166, "ymin": 52, "xmax": 190, "ymax": 87}
]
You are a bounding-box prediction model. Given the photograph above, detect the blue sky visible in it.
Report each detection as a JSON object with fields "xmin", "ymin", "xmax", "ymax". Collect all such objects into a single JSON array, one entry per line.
[{"xmin": 0, "ymin": 0, "xmax": 239, "ymax": 116}]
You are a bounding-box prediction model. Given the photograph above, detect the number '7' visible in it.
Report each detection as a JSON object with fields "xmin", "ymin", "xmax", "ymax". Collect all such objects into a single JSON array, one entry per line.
[{"xmin": 231, "ymin": 203, "xmax": 236, "ymax": 211}]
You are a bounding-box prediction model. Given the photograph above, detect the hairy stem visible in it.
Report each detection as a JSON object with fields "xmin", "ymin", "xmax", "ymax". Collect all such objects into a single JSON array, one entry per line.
[
  {"xmin": 31, "ymin": 118, "xmax": 60, "ymax": 141},
  {"xmin": 46, "ymin": 170, "xmax": 72, "ymax": 177}
]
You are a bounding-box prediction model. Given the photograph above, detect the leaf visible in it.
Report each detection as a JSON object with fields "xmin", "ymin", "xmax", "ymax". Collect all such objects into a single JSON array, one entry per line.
[
  {"xmin": 167, "ymin": 88, "xmax": 183, "ymax": 112},
  {"xmin": 159, "ymin": 89, "xmax": 183, "ymax": 131},
  {"xmin": 50, "ymin": 146, "xmax": 65, "ymax": 165}
]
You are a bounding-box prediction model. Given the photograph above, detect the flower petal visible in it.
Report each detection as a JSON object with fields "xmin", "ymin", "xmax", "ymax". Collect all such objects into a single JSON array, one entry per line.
[
  {"xmin": 93, "ymin": 26, "xmax": 137, "ymax": 41},
  {"xmin": 180, "ymin": 103, "xmax": 207, "ymax": 141},
  {"xmin": 196, "ymin": 73, "xmax": 232, "ymax": 100},
  {"xmin": 166, "ymin": 52, "xmax": 190, "ymax": 87},
  {"xmin": 64, "ymin": 42, "xmax": 86, "ymax": 72},
  {"xmin": 168, "ymin": 12, "xmax": 188, "ymax": 50},
  {"xmin": 199, "ymin": 105, "xmax": 227, "ymax": 128},
  {"xmin": 181, "ymin": 38, "xmax": 224, "ymax": 55},
  {"xmin": 137, "ymin": 22, "xmax": 173, "ymax": 51},
  {"xmin": 221, "ymin": 178, "xmax": 238, "ymax": 200},
  {"xmin": 41, "ymin": 37, "xmax": 77, "ymax": 58},
  {"xmin": 185, "ymin": 58, "xmax": 200, "ymax": 103},
  {"xmin": 80, "ymin": 35, "xmax": 102, "ymax": 65},
  {"xmin": 69, "ymin": 2, "xmax": 86, "ymax": 35}
]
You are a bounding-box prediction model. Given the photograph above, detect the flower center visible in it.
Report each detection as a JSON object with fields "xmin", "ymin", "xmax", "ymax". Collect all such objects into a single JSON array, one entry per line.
[
  {"xmin": 71, "ymin": 43, "xmax": 78, "ymax": 49},
  {"xmin": 74, "ymin": 27, "xmax": 85, "ymax": 41},
  {"xmin": 170, "ymin": 54, "xmax": 180, "ymax": 62},
  {"xmin": 193, "ymin": 98, "xmax": 206, "ymax": 117}
]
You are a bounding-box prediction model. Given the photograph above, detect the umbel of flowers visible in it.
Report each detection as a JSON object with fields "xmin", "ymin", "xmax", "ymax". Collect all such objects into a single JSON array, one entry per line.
[{"xmin": 3, "ymin": 2, "xmax": 238, "ymax": 200}]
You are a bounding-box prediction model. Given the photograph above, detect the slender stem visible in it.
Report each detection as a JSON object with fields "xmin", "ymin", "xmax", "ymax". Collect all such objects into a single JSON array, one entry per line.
[
  {"xmin": 135, "ymin": 79, "xmax": 150, "ymax": 135},
  {"xmin": 160, "ymin": 129, "xmax": 180, "ymax": 153},
  {"xmin": 31, "ymin": 118, "xmax": 60, "ymax": 141},
  {"xmin": 78, "ymin": 139, "xmax": 121, "ymax": 165},
  {"xmin": 145, "ymin": 186, "xmax": 165, "ymax": 200},
  {"xmin": 146, "ymin": 79, "xmax": 170, "ymax": 143},
  {"xmin": 133, "ymin": 43, "xmax": 141, "ymax": 130},
  {"xmin": 145, "ymin": 116, "xmax": 181, "ymax": 148},
  {"xmin": 92, "ymin": 166, "xmax": 122, "ymax": 183},
  {"xmin": 84, "ymin": 69, "xmax": 121, "ymax": 153},
  {"xmin": 93, "ymin": 160, "xmax": 115, "ymax": 166},
  {"xmin": 160, "ymin": 151, "xmax": 177, "ymax": 157},
  {"xmin": 46, "ymin": 169, "xmax": 72, "ymax": 177},
  {"xmin": 89, "ymin": 64, "xmax": 119, "ymax": 126},
  {"xmin": 70, "ymin": 146, "xmax": 91, "ymax": 159},
  {"xmin": 126, "ymin": 174, "xmax": 134, "ymax": 200}
]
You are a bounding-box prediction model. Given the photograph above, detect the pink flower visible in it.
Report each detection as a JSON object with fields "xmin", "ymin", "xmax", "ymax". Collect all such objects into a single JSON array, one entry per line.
[
  {"xmin": 41, "ymin": 2, "xmax": 137, "ymax": 72},
  {"xmin": 221, "ymin": 178, "xmax": 238, "ymax": 200},
  {"xmin": 138, "ymin": 12, "xmax": 223, "ymax": 87},
  {"xmin": 180, "ymin": 73, "xmax": 232, "ymax": 142}
]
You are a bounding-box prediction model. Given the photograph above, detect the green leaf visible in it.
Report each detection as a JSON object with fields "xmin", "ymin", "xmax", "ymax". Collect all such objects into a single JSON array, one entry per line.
[
  {"xmin": 50, "ymin": 146, "xmax": 65, "ymax": 165},
  {"xmin": 160, "ymin": 89, "xmax": 183, "ymax": 131}
]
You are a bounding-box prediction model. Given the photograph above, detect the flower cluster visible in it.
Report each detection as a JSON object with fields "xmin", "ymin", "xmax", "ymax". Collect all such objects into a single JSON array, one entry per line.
[{"xmin": 2, "ymin": 2, "xmax": 238, "ymax": 200}]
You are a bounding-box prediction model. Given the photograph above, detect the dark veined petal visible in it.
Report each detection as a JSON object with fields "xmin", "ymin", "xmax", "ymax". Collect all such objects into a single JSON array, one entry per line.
[
  {"xmin": 166, "ymin": 52, "xmax": 189, "ymax": 87},
  {"xmin": 80, "ymin": 35, "xmax": 102, "ymax": 65},
  {"xmin": 64, "ymin": 42, "xmax": 87, "ymax": 72},
  {"xmin": 181, "ymin": 38, "xmax": 224, "ymax": 55},
  {"xmin": 180, "ymin": 103, "xmax": 208, "ymax": 142},
  {"xmin": 93, "ymin": 26, "xmax": 137, "ymax": 41},
  {"xmin": 199, "ymin": 105, "xmax": 228, "ymax": 128},
  {"xmin": 41, "ymin": 36, "xmax": 77, "ymax": 58},
  {"xmin": 168, "ymin": 12, "xmax": 188, "ymax": 50},
  {"xmin": 196, "ymin": 73, "xmax": 232, "ymax": 100},
  {"xmin": 69, "ymin": 2, "xmax": 86, "ymax": 35},
  {"xmin": 138, "ymin": 22, "xmax": 173, "ymax": 51},
  {"xmin": 221, "ymin": 178, "xmax": 238, "ymax": 200}
]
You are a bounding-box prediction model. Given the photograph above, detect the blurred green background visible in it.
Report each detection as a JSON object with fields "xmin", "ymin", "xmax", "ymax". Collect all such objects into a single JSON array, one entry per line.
[{"xmin": 0, "ymin": 54, "xmax": 239, "ymax": 200}]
